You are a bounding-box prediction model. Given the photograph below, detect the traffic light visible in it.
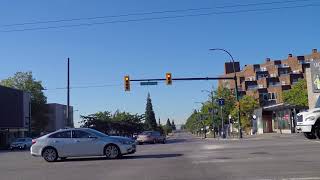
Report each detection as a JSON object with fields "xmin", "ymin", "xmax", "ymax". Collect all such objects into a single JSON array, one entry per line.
[
  {"xmin": 166, "ymin": 73, "xmax": 172, "ymax": 85},
  {"xmin": 124, "ymin": 75, "xmax": 130, "ymax": 91}
]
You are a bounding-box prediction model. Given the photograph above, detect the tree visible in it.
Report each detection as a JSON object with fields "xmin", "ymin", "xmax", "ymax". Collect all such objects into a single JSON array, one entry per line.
[
  {"xmin": 166, "ymin": 118, "xmax": 172, "ymax": 127},
  {"xmin": 163, "ymin": 118, "xmax": 173, "ymax": 135},
  {"xmin": 80, "ymin": 110, "xmax": 145, "ymax": 136},
  {"xmin": 0, "ymin": 72, "xmax": 48, "ymax": 135},
  {"xmin": 231, "ymin": 95, "xmax": 259, "ymax": 133},
  {"xmin": 144, "ymin": 93, "xmax": 158, "ymax": 130},
  {"xmin": 214, "ymin": 86, "xmax": 236, "ymax": 123},
  {"xmin": 171, "ymin": 120, "xmax": 176, "ymax": 130},
  {"xmin": 282, "ymin": 79, "xmax": 308, "ymax": 107}
]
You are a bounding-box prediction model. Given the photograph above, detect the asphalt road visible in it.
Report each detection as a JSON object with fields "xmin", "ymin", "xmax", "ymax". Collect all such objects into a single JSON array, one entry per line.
[{"xmin": 1, "ymin": 132, "xmax": 320, "ymax": 180}]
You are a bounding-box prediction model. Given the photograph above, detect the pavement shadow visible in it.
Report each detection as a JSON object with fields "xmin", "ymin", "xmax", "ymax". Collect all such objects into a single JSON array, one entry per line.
[
  {"xmin": 122, "ymin": 153, "xmax": 183, "ymax": 160},
  {"xmin": 57, "ymin": 153, "xmax": 183, "ymax": 162},
  {"xmin": 166, "ymin": 139, "xmax": 187, "ymax": 144}
]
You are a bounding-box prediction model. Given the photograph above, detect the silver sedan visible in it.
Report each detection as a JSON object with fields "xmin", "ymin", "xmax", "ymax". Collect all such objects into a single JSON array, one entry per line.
[{"xmin": 31, "ymin": 128, "xmax": 136, "ymax": 162}]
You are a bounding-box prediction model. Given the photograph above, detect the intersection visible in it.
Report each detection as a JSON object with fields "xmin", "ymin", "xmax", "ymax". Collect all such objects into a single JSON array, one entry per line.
[{"xmin": 1, "ymin": 132, "xmax": 320, "ymax": 180}]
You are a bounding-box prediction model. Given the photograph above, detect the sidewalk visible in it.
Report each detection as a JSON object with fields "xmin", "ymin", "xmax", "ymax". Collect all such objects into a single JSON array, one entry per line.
[{"xmin": 194, "ymin": 132, "xmax": 303, "ymax": 141}]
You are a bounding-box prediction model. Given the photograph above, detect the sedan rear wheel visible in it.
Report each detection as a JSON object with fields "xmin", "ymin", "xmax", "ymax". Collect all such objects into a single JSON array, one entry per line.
[
  {"xmin": 105, "ymin": 145, "xmax": 120, "ymax": 159},
  {"xmin": 42, "ymin": 148, "xmax": 58, "ymax": 162}
]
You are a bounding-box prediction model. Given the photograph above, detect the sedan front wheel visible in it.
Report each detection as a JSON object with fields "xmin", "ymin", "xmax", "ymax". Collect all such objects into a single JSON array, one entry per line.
[{"xmin": 105, "ymin": 145, "xmax": 121, "ymax": 159}]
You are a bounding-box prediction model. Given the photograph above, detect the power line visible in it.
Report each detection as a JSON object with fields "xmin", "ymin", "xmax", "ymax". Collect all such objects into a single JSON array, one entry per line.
[
  {"xmin": 1, "ymin": 3, "xmax": 319, "ymax": 33},
  {"xmin": 0, "ymin": 0, "xmax": 314, "ymax": 27},
  {"xmin": 43, "ymin": 84, "xmax": 123, "ymax": 90}
]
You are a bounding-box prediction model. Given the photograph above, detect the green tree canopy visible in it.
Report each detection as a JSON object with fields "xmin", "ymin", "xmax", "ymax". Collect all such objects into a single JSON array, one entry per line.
[
  {"xmin": 0, "ymin": 72, "xmax": 48, "ymax": 135},
  {"xmin": 166, "ymin": 118, "xmax": 172, "ymax": 127},
  {"xmin": 144, "ymin": 93, "xmax": 157, "ymax": 130},
  {"xmin": 80, "ymin": 110, "xmax": 145, "ymax": 136},
  {"xmin": 171, "ymin": 120, "xmax": 176, "ymax": 130},
  {"xmin": 282, "ymin": 79, "xmax": 308, "ymax": 107},
  {"xmin": 231, "ymin": 95, "xmax": 259, "ymax": 131},
  {"xmin": 163, "ymin": 118, "xmax": 173, "ymax": 135}
]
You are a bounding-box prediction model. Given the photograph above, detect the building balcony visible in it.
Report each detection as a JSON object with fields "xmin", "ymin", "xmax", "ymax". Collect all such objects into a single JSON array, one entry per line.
[
  {"xmin": 247, "ymin": 85, "xmax": 258, "ymax": 90},
  {"xmin": 255, "ymin": 67, "xmax": 268, "ymax": 72},
  {"xmin": 277, "ymin": 64, "xmax": 290, "ymax": 68},
  {"xmin": 258, "ymin": 84, "xmax": 266, "ymax": 89},
  {"xmin": 268, "ymin": 82, "xmax": 281, "ymax": 87}
]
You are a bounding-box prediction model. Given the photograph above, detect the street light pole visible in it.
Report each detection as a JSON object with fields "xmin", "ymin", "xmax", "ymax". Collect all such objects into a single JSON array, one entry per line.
[{"xmin": 209, "ymin": 48, "xmax": 242, "ymax": 138}]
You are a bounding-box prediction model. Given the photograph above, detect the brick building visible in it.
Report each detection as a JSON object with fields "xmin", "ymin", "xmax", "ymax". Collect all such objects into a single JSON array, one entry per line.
[
  {"xmin": 219, "ymin": 49, "xmax": 320, "ymax": 106},
  {"xmin": 219, "ymin": 49, "xmax": 320, "ymax": 134}
]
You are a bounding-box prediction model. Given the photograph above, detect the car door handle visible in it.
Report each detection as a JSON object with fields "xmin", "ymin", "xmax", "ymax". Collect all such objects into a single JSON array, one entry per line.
[
  {"xmin": 74, "ymin": 140, "xmax": 80, "ymax": 142},
  {"xmin": 53, "ymin": 140, "xmax": 59, "ymax": 143}
]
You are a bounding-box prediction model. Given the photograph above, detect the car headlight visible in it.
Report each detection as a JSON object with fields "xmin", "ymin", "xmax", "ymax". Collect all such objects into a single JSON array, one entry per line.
[
  {"xmin": 118, "ymin": 140, "xmax": 133, "ymax": 145},
  {"xmin": 306, "ymin": 116, "xmax": 316, "ymax": 121}
]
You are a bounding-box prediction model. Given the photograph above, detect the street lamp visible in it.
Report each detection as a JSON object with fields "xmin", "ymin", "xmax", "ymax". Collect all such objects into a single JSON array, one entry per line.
[{"xmin": 209, "ymin": 48, "xmax": 242, "ymax": 139}]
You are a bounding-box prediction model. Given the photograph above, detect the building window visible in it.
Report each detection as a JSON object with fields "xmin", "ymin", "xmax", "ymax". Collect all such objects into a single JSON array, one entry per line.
[
  {"xmin": 270, "ymin": 73, "xmax": 277, "ymax": 77},
  {"xmin": 247, "ymin": 76, "xmax": 256, "ymax": 81},
  {"xmin": 268, "ymin": 93, "xmax": 277, "ymax": 101},
  {"xmin": 257, "ymin": 73, "xmax": 268, "ymax": 80},
  {"xmin": 279, "ymin": 69, "xmax": 290, "ymax": 75},
  {"xmin": 269, "ymin": 81, "xmax": 280, "ymax": 87}
]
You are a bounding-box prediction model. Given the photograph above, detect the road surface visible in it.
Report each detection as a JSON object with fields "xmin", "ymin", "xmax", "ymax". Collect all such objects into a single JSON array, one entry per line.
[{"xmin": 1, "ymin": 132, "xmax": 320, "ymax": 180}]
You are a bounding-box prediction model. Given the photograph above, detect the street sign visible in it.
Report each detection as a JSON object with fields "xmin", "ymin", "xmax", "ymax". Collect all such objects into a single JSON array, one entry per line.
[
  {"xmin": 140, "ymin": 82, "xmax": 158, "ymax": 86},
  {"xmin": 218, "ymin": 98, "xmax": 225, "ymax": 106}
]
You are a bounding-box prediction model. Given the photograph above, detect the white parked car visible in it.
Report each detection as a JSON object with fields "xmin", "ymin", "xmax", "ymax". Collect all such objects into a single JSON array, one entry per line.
[
  {"xmin": 296, "ymin": 108, "xmax": 320, "ymax": 139},
  {"xmin": 31, "ymin": 128, "xmax": 136, "ymax": 162},
  {"xmin": 10, "ymin": 138, "xmax": 32, "ymax": 150}
]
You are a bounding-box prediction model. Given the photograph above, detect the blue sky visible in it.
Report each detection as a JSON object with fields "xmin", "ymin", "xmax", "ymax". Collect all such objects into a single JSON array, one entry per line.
[{"xmin": 0, "ymin": 0, "xmax": 319, "ymax": 127}]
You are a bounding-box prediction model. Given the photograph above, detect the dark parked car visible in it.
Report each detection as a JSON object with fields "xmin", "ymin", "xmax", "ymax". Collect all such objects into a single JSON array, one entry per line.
[
  {"xmin": 136, "ymin": 131, "xmax": 166, "ymax": 145},
  {"xmin": 10, "ymin": 138, "xmax": 32, "ymax": 150}
]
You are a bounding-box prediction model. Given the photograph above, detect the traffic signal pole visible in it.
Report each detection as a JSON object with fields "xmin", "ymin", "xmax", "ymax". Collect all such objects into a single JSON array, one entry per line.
[{"xmin": 130, "ymin": 77, "xmax": 234, "ymax": 82}]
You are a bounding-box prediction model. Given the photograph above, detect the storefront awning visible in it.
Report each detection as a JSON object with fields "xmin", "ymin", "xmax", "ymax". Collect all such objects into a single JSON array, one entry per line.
[{"xmin": 263, "ymin": 103, "xmax": 308, "ymax": 111}]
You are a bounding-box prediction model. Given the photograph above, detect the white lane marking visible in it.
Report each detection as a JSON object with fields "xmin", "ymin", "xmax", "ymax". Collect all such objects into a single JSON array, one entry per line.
[
  {"xmin": 283, "ymin": 177, "xmax": 320, "ymax": 180},
  {"xmin": 202, "ymin": 145, "xmax": 225, "ymax": 150},
  {"xmin": 192, "ymin": 157, "xmax": 274, "ymax": 164},
  {"xmin": 308, "ymin": 140, "xmax": 320, "ymax": 144}
]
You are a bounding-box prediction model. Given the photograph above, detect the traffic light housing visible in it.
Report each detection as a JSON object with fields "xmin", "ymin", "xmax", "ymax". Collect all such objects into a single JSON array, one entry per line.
[
  {"xmin": 124, "ymin": 75, "xmax": 130, "ymax": 91},
  {"xmin": 166, "ymin": 73, "xmax": 172, "ymax": 85}
]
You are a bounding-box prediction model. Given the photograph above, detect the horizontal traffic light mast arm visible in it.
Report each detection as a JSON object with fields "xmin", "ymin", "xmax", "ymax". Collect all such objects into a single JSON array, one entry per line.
[{"xmin": 130, "ymin": 77, "xmax": 234, "ymax": 82}]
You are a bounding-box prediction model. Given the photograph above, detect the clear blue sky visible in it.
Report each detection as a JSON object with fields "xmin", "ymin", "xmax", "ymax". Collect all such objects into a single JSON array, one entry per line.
[{"xmin": 0, "ymin": 0, "xmax": 319, "ymax": 127}]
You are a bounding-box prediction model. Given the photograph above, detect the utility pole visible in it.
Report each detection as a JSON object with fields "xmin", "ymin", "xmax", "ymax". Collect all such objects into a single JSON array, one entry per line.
[
  {"xmin": 67, "ymin": 58, "xmax": 70, "ymax": 127},
  {"xmin": 28, "ymin": 101, "xmax": 31, "ymax": 137},
  {"xmin": 220, "ymin": 105, "xmax": 225, "ymax": 138},
  {"xmin": 210, "ymin": 91, "xmax": 216, "ymax": 138}
]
